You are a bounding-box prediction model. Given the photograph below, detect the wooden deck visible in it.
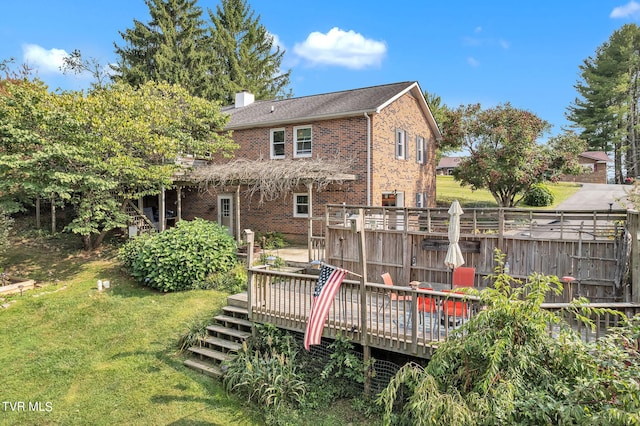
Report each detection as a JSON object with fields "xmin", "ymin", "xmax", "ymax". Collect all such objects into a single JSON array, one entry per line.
[{"xmin": 246, "ymin": 267, "xmax": 640, "ymax": 358}]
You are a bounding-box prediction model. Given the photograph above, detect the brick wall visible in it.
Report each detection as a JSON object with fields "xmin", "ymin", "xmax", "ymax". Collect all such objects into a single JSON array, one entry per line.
[
  {"xmin": 558, "ymin": 159, "xmax": 608, "ymax": 184},
  {"xmin": 370, "ymin": 91, "xmax": 437, "ymax": 207}
]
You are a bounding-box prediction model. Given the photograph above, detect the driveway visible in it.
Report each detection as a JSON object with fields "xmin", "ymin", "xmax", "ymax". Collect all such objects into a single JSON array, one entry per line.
[{"xmin": 555, "ymin": 183, "xmax": 633, "ymax": 210}]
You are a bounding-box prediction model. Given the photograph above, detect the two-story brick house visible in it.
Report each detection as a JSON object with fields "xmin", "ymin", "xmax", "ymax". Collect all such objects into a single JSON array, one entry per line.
[{"xmin": 179, "ymin": 81, "xmax": 441, "ymax": 243}]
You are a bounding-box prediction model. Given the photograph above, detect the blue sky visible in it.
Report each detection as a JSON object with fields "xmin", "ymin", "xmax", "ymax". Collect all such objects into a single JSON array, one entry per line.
[{"xmin": 2, "ymin": 1, "xmax": 640, "ymax": 137}]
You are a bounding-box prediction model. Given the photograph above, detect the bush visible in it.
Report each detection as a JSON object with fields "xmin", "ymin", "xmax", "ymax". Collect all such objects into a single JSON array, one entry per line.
[
  {"xmin": 194, "ymin": 263, "xmax": 247, "ymax": 293},
  {"xmin": 0, "ymin": 208, "xmax": 13, "ymax": 256},
  {"xmin": 119, "ymin": 218, "xmax": 237, "ymax": 292},
  {"xmin": 523, "ymin": 183, "xmax": 554, "ymax": 207}
]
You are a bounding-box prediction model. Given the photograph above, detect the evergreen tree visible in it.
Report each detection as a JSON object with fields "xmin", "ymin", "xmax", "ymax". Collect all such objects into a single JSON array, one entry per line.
[
  {"xmin": 567, "ymin": 24, "xmax": 640, "ymax": 182},
  {"xmin": 113, "ymin": 0, "xmax": 210, "ymax": 99},
  {"xmin": 206, "ymin": 0, "xmax": 291, "ymax": 104}
]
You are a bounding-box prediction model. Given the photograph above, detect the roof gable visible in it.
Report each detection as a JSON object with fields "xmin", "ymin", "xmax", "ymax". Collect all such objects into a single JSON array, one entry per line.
[
  {"xmin": 580, "ymin": 151, "xmax": 612, "ymax": 163},
  {"xmin": 223, "ymin": 81, "xmax": 441, "ymax": 138}
]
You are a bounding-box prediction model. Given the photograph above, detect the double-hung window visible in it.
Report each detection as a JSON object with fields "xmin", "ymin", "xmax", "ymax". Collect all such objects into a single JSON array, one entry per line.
[
  {"xmin": 271, "ymin": 128, "xmax": 285, "ymax": 159},
  {"xmin": 294, "ymin": 125, "xmax": 312, "ymax": 157},
  {"xmin": 395, "ymin": 129, "xmax": 406, "ymax": 160},
  {"xmin": 416, "ymin": 135, "xmax": 425, "ymax": 164},
  {"xmin": 293, "ymin": 193, "xmax": 309, "ymax": 217}
]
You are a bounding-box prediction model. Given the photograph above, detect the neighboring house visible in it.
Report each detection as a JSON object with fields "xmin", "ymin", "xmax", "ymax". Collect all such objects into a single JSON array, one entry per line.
[
  {"xmin": 558, "ymin": 151, "xmax": 612, "ymax": 184},
  {"xmin": 436, "ymin": 156, "xmax": 463, "ymax": 175},
  {"xmin": 177, "ymin": 81, "xmax": 442, "ymax": 243}
]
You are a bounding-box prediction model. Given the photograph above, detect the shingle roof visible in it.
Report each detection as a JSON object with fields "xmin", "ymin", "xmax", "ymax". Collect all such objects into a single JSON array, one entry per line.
[
  {"xmin": 580, "ymin": 151, "xmax": 612, "ymax": 163},
  {"xmin": 437, "ymin": 156, "xmax": 464, "ymax": 169},
  {"xmin": 222, "ymin": 81, "xmax": 441, "ymax": 138}
]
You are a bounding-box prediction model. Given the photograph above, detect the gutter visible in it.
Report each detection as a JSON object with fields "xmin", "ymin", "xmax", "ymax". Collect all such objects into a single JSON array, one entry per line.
[{"xmin": 365, "ymin": 112, "xmax": 371, "ymax": 206}]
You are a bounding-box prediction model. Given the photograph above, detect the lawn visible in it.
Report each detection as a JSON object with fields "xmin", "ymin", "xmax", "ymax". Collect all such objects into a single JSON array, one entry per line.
[
  {"xmin": 1, "ymin": 227, "xmax": 374, "ymax": 425},
  {"xmin": 436, "ymin": 175, "xmax": 581, "ymax": 208}
]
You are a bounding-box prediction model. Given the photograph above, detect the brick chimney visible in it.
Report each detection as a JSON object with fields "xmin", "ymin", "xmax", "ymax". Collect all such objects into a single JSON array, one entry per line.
[{"xmin": 234, "ymin": 90, "xmax": 254, "ymax": 108}]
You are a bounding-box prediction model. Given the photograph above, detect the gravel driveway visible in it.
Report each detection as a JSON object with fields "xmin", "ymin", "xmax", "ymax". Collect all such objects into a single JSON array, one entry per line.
[{"xmin": 555, "ymin": 183, "xmax": 632, "ymax": 210}]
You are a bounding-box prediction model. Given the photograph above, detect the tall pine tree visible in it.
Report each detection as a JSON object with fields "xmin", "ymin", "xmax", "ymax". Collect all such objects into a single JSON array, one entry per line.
[
  {"xmin": 568, "ymin": 24, "xmax": 640, "ymax": 182},
  {"xmin": 206, "ymin": 0, "xmax": 291, "ymax": 104},
  {"xmin": 113, "ymin": 0, "xmax": 210, "ymax": 99}
]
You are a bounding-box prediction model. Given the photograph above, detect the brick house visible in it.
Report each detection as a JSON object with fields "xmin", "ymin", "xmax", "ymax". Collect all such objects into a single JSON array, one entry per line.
[
  {"xmin": 557, "ymin": 151, "xmax": 612, "ymax": 184},
  {"xmin": 436, "ymin": 156, "xmax": 463, "ymax": 175},
  {"xmin": 177, "ymin": 81, "xmax": 441, "ymax": 243}
]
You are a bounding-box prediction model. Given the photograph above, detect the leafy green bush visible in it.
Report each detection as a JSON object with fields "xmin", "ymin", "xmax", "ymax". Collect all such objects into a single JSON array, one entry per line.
[
  {"xmin": 194, "ymin": 263, "xmax": 247, "ymax": 293},
  {"xmin": 119, "ymin": 218, "xmax": 237, "ymax": 292},
  {"xmin": 378, "ymin": 249, "xmax": 640, "ymax": 425},
  {"xmin": 523, "ymin": 183, "xmax": 555, "ymax": 206}
]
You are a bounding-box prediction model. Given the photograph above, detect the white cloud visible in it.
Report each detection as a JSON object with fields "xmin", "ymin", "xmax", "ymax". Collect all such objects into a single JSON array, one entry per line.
[
  {"xmin": 22, "ymin": 44, "xmax": 68, "ymax": 74},
  {"xmin": 467, "ymin": 57, "xmax": 480, "ymax": 67},
  {"xmin": 293, "ymin": 27, "xmax": 386, "ymax": 69},
  {"xmin": 499, "ymin": 39, "xmax": 510, "ymax": 49},
  {"xmin": 268, "ymin": 32, "xmax": 286, "ymax": 52},
  {"xmin": 611, "ymin": 1, "xmax": 640, "ymax": 18}
]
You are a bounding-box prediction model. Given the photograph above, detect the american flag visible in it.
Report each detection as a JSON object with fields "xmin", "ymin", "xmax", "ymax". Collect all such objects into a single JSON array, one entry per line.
[{"xmin": 303, "ymin": 264, "xmax": 346, "ymax": 350}]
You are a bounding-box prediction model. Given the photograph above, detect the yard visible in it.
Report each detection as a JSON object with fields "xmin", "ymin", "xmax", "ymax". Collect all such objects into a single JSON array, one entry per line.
[
  {"xmin": 0, "ymin": 228, "xmax": 370, "ymax": 425},
  {"xmin": 436, "ymin": 175, "xmax": 581, "ymax": 207}
]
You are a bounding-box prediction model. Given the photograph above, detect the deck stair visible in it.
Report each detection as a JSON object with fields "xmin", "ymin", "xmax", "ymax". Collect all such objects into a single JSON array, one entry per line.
[{"xmin": 183, "ymin": 293, "xmax": 251, "ymax": 378}]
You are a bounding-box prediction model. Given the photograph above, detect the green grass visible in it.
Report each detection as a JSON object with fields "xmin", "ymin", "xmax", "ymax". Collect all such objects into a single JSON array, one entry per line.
[
  {"xmin": 436, "ymin": 175, "xmax": 581, "ymax": 208},
  {"xmin": 1, "ymin": 227, "xmax": 375, "ymax": 425},
  {"xmin": 1, "ymin": 236, "xmax": 258, "ymax": 425}
]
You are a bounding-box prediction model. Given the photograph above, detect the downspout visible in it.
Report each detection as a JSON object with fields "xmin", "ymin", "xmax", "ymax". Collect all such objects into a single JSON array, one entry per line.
[{"xmin": 364, "ymin": 112, "xmax": 371, "ymax": 206}]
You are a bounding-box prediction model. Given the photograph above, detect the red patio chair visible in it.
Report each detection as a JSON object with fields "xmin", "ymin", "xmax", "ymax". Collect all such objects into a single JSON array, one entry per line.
[
  {"xmin": 452, "ymin": 266, "xmax": 475, "ymax": 288},
  {"xmin": 378, "ymin": 272, "xmax": 411, "ymax": 313},
  {"xmin": 442, "ymin": 289, "xmax": 469, "ymax": 326}
]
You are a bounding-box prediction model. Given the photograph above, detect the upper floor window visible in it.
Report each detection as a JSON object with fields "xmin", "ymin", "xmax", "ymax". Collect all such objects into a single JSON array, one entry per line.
[
  {"xmin": 271, "ymin": 128, "xmax": 285, "ymax": 159},
  {"xmin": 416, "ymin": 136, "xmax": 425, "ymax": 164},
  {"xmin": 293, "ymin": 193, "xmax": 309, "ymax": 217},
  {"xmin": 294, "ymin": 125, "xmax": 312, "ymax": 157},
  {"xmin": 395, "ymin": 129, "xmax": 406, "ymax": 160}
]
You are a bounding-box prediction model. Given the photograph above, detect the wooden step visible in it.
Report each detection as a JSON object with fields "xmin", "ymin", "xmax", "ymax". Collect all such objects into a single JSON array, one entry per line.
[
  {"xmin": 214, "ymin": 314, "xmax": 253, "ymax": 329},
  {"xmin": 183, "ymin": 358, "xmax": 223, "ymax": 378},
  {"xmin": 227, "ymin": 292, "xmax": 248, "ymax": 309},
  {"xmin": 206, "ymin": 324, "xmax": 251, "ymax": 340},
  {"xmin": 188, "ymin": 345, "xmax": 234, "ymax": 363},
  {"xmin": 201, "ymin": 336, "xmax": 243, "ymax": 352},
  {"xmin": 222, "ymin": 305, "xmax": 249, "ymax": 318}
]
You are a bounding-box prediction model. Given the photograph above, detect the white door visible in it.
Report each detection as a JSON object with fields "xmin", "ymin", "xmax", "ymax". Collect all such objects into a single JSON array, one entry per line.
[{"xmin": 217, "ymin": 195, "xmax": 233, "ymax": 235}]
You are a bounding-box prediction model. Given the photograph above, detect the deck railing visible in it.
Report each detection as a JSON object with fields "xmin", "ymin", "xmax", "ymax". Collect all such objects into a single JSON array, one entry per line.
[
  {"xmin": 246, "ymin": 267, "xmax": 640, "ymax": 358},
  {"xmin": 324, "ymin": 205, "xmax": 629, "ymax": 241}
]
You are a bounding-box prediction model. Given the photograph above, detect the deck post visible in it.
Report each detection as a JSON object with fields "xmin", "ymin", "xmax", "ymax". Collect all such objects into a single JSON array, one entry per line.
[
  {"xmin": 354, "ymin": 208, "xmax": 371, "ymax": 396},
  {"xmin": 245, "ymin": 229, "xmax": 255, "ymax": 321},
  {"xmin": 629, "ymin": 211, "xmax": 640, "ymax": 303}
]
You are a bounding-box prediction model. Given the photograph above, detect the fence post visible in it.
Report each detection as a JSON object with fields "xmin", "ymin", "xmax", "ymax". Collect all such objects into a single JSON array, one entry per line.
[
  {"xmin": 629, "ymin": 211, "xmax": 640, "ymax": 303},
  {"xmin": 498, "ymin": 208, "xmax": 505, "ymax": 253}
]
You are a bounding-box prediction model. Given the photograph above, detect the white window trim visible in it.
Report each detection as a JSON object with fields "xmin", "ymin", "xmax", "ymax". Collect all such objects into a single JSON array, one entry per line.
[
  {"xmin": 294, "ymin": 125, "xmax": 312, "ymax": 158},
  {"xmin": 395, "ymin": 129, "xmax": 406, "ymax": 160},
  {"xmin": 416, "ymin": 192, "xmax": 424, "ymax": 208},
  {"xmin": 416, "ymin": 135, "xmax": 425, "ymax": 164},
  {"xmin": 293, "ymin": 193, "xmax": 310, "ymax": 218},
  {"xmin": 270, "ymin": 128, "xmax": 286, "ymax": 159}
]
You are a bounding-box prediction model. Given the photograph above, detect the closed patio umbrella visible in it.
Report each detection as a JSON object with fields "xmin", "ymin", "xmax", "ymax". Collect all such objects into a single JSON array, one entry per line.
[{"xmin": 444, "ymin": 200, "xmax": 465, "ymax": 271}]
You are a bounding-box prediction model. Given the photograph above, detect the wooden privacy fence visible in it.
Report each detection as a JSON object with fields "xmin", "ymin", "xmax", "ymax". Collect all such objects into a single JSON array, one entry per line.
[{"xmin": 317, "ymin": 205, "xmax": 640, "ymax": 304}]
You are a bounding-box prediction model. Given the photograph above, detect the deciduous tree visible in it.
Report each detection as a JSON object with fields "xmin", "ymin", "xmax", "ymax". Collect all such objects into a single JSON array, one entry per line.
[
  {"xmin": 0, "ymin": 77, "xmax": 237, "ymax": 250},
  {"xmin": 441, "ymin": 103, "xmax": 585, "ymax": 207}
]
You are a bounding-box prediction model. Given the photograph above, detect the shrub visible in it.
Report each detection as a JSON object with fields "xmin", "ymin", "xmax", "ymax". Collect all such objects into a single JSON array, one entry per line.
[
  {"xmin": 523, "ymin": 183, "xmax": 554, "ymax": 207},
  {"xmin": 257, "ymin": 231, "xmax": 288, "ymax": 249},
  {"xmin": 119, "ymin": 218, "xmax": 237, "ymax": 292},
  {"xmin": 176, "ymin": 311, "xmax": 217, "ymax": 353},
  {"xmin": 194, "ymin": 263, "xmax": 247, "ymax": 293}
]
